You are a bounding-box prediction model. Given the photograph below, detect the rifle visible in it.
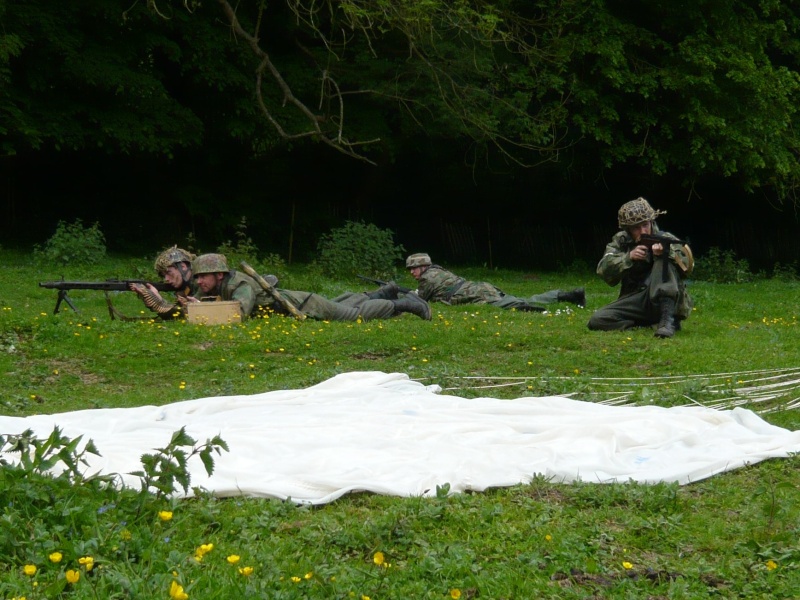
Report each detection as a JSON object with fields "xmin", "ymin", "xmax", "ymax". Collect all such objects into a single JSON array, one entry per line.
[
  {"xmin": 357, "ymin": 275, "xmax": 412, "ymax": 294},
  {"xmin": 636, "ymin": 234, "xmax": 691, "ymax": 281},
  {"xmin": 239, "ymin": 261, "xmax": 307, "ymax": 320},
  {"xmin": 39, "ymin": 279, "xmax": 174, "ymax": 317},
  {"xmin": 638, "ymin": 233, "xmax": 689, "ymax": 249}
]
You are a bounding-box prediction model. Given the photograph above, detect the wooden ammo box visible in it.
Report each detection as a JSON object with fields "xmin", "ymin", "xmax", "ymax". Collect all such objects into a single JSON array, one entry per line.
[{"xmin": 186, "ymin": 301, "xmax": 243, "ymax": 325}]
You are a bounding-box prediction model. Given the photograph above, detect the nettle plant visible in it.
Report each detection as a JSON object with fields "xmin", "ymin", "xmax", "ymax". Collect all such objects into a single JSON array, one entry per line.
[
  {"xmin": 33, "ymin": 219, "xmax": 107, "ymax": 267},
  {"xmin": 317, "ymin": 220, "xmax": 405, "ymax": 280}
]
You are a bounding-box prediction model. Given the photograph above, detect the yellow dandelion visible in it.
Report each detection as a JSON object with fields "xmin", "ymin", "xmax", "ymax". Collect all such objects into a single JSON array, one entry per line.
[
  {"xmin": 622, "ymin": 561, "xmax": 633, "ymax": 570},
  {"xmin": 766, "ymin": 559, "xmax": 778, "ymax": 571},
  {"xmin": 239, "ymin": 566, "xmax": 254, "ymax": 576},
  {"xmin": 545, "ymin": 534, "xmax": 552, "ymax": 541},
  {"xmin": 65, "ymin": 569, "xmax": 80, "ymax": 584},
  {"xmin": 304, "ymin": 572, "xmax": 313, "ymax": 579},
  {"xmin": 373, "ymin": 551, "xmax": 385, "ymax": 566},
  {"xmin": 158, "ymin": 510, "xmax": 174, "ymax": 522},
  {"xmin": 120, "ymin": 529, "xmax": 132, "ymax": 540},
  {"xmin": 450, "ymin": 589, "xmax": 462, "ymax": 599},
  {"xmin": 226, "ymin": 555, "xmax": 241, "ymax": 565},
  {"xmin": 291, "ymin": 576, "xmax": 301, "ymax": 583},
  {"xmin": 23, "ymin": 564, "xmax": 37, "ymax": 576},
  {"xmin": 49, "ymin": 552, "xmax": 63, "ymax": 563},
  {"xmin": 79, "ymin": 556, "xmax": 94, "ymax": 571}
]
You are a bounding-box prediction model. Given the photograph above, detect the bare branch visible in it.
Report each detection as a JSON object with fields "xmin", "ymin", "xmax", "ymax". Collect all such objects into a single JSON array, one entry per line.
[{"xmin": 216, "ymin": 0, "xmax": 379, "ymax": 164}]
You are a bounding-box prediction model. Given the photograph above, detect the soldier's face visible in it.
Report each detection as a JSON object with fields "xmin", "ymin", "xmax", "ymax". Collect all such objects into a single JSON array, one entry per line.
[
  {"xmin": 195, "ymin": 272, "xmax": 223, "ymax": 294},
  {"xmin": 408, "ymin": 266, "xmax": 425, "ymax": 280},
  {"xmin": 628, "ymin": 221, "xmax": 652, "ymax": 242},
  {"xmin": 163, "ymin": 265, "xmax": 185, "ymax": 289}
]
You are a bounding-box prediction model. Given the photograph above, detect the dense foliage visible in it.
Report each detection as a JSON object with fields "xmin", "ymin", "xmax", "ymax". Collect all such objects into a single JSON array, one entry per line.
[{"xmin": 3, "ymin": 0, "xmax": 800, "ymax": 195}]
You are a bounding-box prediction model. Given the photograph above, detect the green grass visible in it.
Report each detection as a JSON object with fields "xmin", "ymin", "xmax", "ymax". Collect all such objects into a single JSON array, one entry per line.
[{"xmin": 2, "ymin": 249, "xmax": 800, "ymax": 598}]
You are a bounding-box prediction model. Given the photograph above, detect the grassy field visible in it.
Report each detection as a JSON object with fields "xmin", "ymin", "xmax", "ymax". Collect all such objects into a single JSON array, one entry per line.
[{"xmin": 1, "ymin": 249, "xmax": 799, "ymax": 598}]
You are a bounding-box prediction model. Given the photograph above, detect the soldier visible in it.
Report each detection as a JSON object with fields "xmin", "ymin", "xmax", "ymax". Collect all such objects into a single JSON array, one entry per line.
[
  {"xmin": 587, "ymin": 197, "xmax": 694, "ymax": 338},
  {"xmin": 129, "ymin": 246, "xmax": 198, "ymax": 318},
  {"xmin": 190, "ymin": 253, "xmax": 432, "ymax": 321},
  {"xmin": 404, "ymin": 253, "xmax": 585, "ymax": 311}
]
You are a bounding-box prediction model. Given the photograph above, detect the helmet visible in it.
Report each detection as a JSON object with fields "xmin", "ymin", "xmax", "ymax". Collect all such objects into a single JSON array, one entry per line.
[
  {"xmin": 154, "ymin": 246, "xmax": 195, "ymax": 276},
  {"xmin": 192, "ymin": 253, "xmax": 230, "ymax": 275},
  {"xmin": 617, "ymin": 197, "xmax": 666, "ymax": 228},
  {"xmin": 406, "ymin": 253, "xmax": 432, "ymax": 268}
]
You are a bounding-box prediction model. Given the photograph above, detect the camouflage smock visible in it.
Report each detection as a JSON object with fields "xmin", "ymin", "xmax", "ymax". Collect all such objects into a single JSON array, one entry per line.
[
  {"xmin": 415, "ymin": 265, "xmax": 503, "ymax": 305},
  {"xmin": 596, "ymin": 228, "xmax": 693, "ymax": 318}
]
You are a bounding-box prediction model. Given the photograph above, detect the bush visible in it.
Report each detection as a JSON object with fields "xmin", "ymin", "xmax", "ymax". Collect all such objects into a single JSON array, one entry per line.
[
  {"xmin": 317, "ymin": 220, "xmax": 405, "ymax": 279},
  {"xmin": 217, "ymin": 217, "xmax": 286, "ymax": 276},
  {"xmin": 33, "ymin": 219, "xmax": 107, "ymax": 266},
  {"xmin": 692, "ymin": 247, "xmax": 753, "ymax": 283}
]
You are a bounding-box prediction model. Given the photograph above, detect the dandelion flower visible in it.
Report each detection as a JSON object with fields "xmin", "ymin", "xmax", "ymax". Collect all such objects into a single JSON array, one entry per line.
[
  {"xmin": 65, "ymin": 570, "xmax": 80, "ymax": 584},
  {"xmin": 450, "ymin": 589, "xmax": 462, "ymax": 599},
  {"xmin": 49, "ymin": 552, "xmax": 63, "ymax": 563},
  {"xmin": 239, "ymin": 566, "xmax": 254, "ymax": 576},
  {"xmin": 622, "ymin": 561, "xmax": 633, "ymax": 570},
  {"xmin": 226, "ymin": 555, "xmax": 241, "ymax": 565},
  {"xmin": 373, "ymin": 552, "xmax": 385, "ymax": 566},
  {"xmin": 766, "ymin": 560, "xmax": 778, "ymax": 571},
  {"xmin": 79, "ymin": 556, "xmax": 94, "ymax": 571},
  {"xmin": 23, "ymin": 564, "xmax": 37, "ymax": 576},
  {"xmin": 291, "ymin": 576, "xmax": 301, "ymax": 583},
  {"xmin": 158, "ymin": 510, "xmax": 174, "ymax": 522}
]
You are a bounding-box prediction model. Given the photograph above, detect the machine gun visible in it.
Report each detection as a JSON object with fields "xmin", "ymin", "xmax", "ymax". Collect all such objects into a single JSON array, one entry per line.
[
  {"xmin": 39, "ymin": 279, "xmax": 174, "ymax": 317},
  {"xmin": 356, "ymin": 275, "xmax": 412, "ymax": 294}
]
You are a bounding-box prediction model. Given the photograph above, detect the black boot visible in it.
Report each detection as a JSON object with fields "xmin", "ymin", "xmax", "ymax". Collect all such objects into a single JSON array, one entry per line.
[
  {"xmin": 392, "ymin": 293, "xmax": 431, "ymax": 320},
  {"xmin": 558, "ymin": 288, "xmax": 586, "ymax": 307},
  {"xmin": 366, "ymin": 281, "xmax": 400, "ymax": 300},
  {"xmin": 655, "ymin": 298, "xmax": 677, "ymax": 338}
]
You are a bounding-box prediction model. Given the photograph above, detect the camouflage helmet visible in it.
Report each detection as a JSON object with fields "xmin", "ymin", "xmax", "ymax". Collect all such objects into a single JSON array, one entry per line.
[
  {"xmin": 192, "ymin": 253, "xmax": 230, "ymax": 275},
  {"xmin": 406, "ymin": 253, "xmax": 432, "ymax": 268},
  {"xmin": 154, "ymin": 246, "xmax": 195, "ymax": 276},
  {"xmin": 617, "ymin": 197, "xmax": 666, "ymax": 228}
]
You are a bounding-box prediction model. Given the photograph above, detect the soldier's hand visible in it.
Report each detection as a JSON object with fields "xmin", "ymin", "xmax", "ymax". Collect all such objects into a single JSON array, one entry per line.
[{"xmin": 630, "ymin": 245, "xmax": 649, "ymax": 261}]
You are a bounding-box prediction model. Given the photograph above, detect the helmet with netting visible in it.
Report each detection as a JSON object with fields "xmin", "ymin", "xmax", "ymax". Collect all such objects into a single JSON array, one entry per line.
[
  {"xmin": 406, "ymin": 253, "xmax": 432, "ymax": 268},
  {"xmin": 154, "ymin": 246, "xmax": 195, "ymax": 276},
  {"xmin": 192, "ymin": 253, "xmax": 230, "ymax": 275},
  {"xmin": 617, "ymin": 197, "xmax": 666, "ymax": 228}
]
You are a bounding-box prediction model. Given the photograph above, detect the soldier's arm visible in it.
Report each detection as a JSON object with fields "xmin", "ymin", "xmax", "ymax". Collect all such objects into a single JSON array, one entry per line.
[{"xmin": 596, "ymin": 233, "xmax": 635, "ymax": 286}]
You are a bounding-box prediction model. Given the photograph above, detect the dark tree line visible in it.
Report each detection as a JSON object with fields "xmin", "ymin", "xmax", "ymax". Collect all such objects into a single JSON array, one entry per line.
[{"xmin": 2, "ymin": 0, "xmax": 800, "ymax": 266}]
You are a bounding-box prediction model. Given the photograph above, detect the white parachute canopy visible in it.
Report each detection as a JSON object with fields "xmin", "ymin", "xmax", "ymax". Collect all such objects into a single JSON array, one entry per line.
[{"xmin": 2, "ymin": 371, "xmax": 800, "ymax": 505}]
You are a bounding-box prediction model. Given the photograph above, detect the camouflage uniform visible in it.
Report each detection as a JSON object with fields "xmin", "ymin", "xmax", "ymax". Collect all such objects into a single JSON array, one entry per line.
[
  {"xmin": 415, "ymin": 265, "xmax": 566, "ymax": 311},
  {"xmin": 588, "ymin": 203, "xmax": 693, "ymax": 333},
  {"xmin": 205, "ymin": 272, "xmax": 415, "ymax": 321}
]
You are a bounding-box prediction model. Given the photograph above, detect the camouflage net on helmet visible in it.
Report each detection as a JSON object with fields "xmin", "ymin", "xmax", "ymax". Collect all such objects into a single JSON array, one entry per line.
[
  {"xmin": 154, "ymin": 246, "xmax": 195, "ymax": 276},
  {"xmin": 617, "ymin": 198, "xmax": 666, "ymax": 228}
]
